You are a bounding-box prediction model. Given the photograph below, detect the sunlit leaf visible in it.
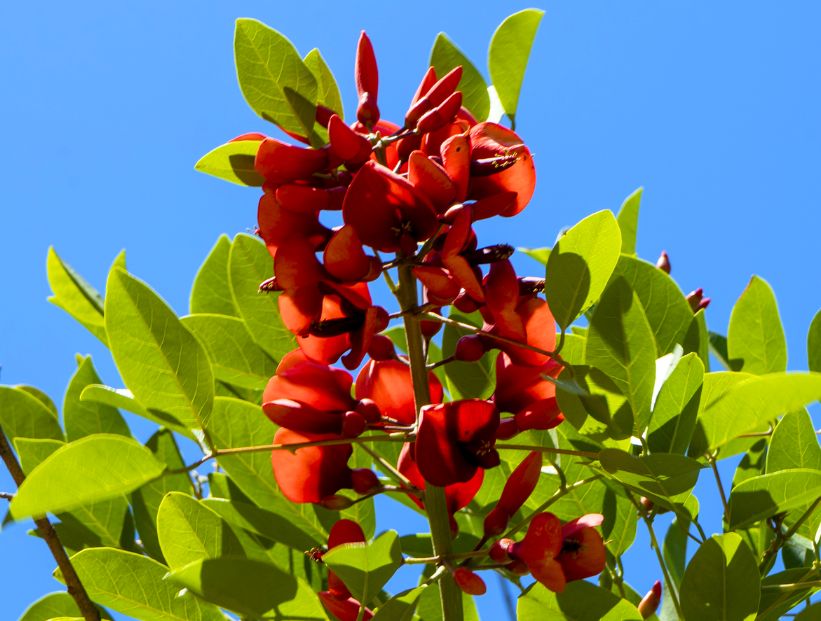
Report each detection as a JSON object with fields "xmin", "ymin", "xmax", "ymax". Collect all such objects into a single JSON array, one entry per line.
[
  {"xmin": 0, "ymin": 386, "xmax": 63, "ymax": 444},
  {"xmin": 194, "ymin": 139, "xmax": 263, "ymax": 186},
  {"xmin": 517, "ymin": 580, "xmax": 642, "ymax": 620},
  {"xmin": 727, "ymin": 276, "xmax": 787, "ymax": 374},
  {"xmin": 616, "ymin": 187, "xmax": 643, "ymax": 255},
  {"xmin": 304, "ymin": 48, "xmax": 343, "ymax": 118},
  {"xmin": 727, "ymin": 468, "xmax": 821, "ymax": 529},
  {"xmin": 808, "ymin": 309, "xmax": 821, "ymax": 373},
  {"xmin": 190, "ymin": 235, "xmax": 238, "ymax": 317},
  {"xmin": 430, "ymin": 33, "xmax": 489, "ymax": 121},
  {"xmin": 64, "ymin": 356, "xmax": 130, "ymax": 441},
  {"xmin": 647, "ymin": 353, "xmax": 704, "ymax": 454},
  {"xmin": 323, "ymin": 530, "xmax": 403, "ymax": 606}
]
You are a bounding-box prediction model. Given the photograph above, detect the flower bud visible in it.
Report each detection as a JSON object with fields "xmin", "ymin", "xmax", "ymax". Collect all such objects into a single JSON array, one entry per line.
[
  {"xmin": 454, "ymin": 334, "xmax": 486, "ymax": 362},
  {"xmin": 453, "ymin": 568, "xmax": 487, "ymax": 596},
  {"xmin": 341, "ymin": 411, "xmax": 367, "ymax": 438},
  {"xmin": 351, "ymin": 469, "xmax": 380, "ymax": 495},
  {"xmin": 483, "ymin": 506, "xmax": 510, "ymax": 537},
  {"xmin": 354, "ymin": 398, "xmax": 382, "ymax": 423},
  {"xmin": 656, "ymin": 250, "xmax": 671, "ymax": 274},
  {"xmin": 639, "ymin": 496, "xmax": 654, "ymax": 513},
  {"xmin": 490, "ymin": 538, "xmax": 515, "ymax": 562},
  {"xmin": 320, "ymin": 495, "xmax": 354, "ymax": 510},
  {"xmin": 638, "ymin": 580, "xmax": 662, "ymax": 619},
  {"xmin": 686, "ymin": 288, "xmax": 710, "ymax": 312}
]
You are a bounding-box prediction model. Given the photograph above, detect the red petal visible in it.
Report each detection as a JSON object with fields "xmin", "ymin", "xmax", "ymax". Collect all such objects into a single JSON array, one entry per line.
[
  {"xmin": 355, "ymin": 359, "xmax": 443, "ymax": 425},
  {"xmin": 255, "ymin": 137, "xmax": 329, "ymax": 185},
  {"xmin": 324, "ymin": 226, "xmax": 371, "ymax": 282},
  {"xmin": 262, "ymin": 399, "xmax": 343, "ymax": 434},
  {"xmin": 557, "ymin": 524, "xmax": 606, "ymax": 582},
  {"xmin": 497, "ymin": 451, "xmax": 542, "ymax": 516},
  {"xmin": 264, "ymin": 359, "xmax": 354, "ymax": 411},
  {"xmin": 440, "ymin": 134, "xmax": 470, "ymax": 202},
  {"xmin": 276, "ymin": 184, "xmax": 336, "ymax": 215},
  {"xmin": 328, "ymin": 519, "xmax": 366, "ymax": 548},
  {"xmin": 270, "ymin": 428, "xmax": 352, "ymax": 503},
  {"xmin": 278, "ymin": 288, "xmax": 322, "ymax": 335},
  {"xmin": 319, "ymin": 592, "xmax": 373, "ymax": 621},
  {"xmin": 408, "ymin": 151, "xmax": 456, "ymax": 211},
  {"xmin": 529, "ymin": 557, "xmax": 567, "ymax": 593},
  {"xmin": 413, "ymin": 265, "xmax": 460, "ymax": 306},
  {"xmin": 494, "ymin": 353, "xmax": 560, "ymax": 414},
  {"xmin": 329, "ymin": 114, "xmax": 372, "ymax": 168},
  {"xmin": 274, "ymin": 239, "xmax": 323, "ymax": 290},
  {"xmin": 257, "ymin": 193, "xmax": 327, "ymax": 257},
  {"xmin": 355, "ymin": 32, "xmax": 378, "ymax": 99},
  {"xmin": 514, "ymin": 512, "xmax": 563, "ymax": 565}
]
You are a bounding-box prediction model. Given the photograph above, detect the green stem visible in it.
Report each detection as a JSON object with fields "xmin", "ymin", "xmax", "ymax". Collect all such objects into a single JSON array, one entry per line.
[{"xmin": 397, "ymin": 262, "xmax": 463, "ymax": 621}]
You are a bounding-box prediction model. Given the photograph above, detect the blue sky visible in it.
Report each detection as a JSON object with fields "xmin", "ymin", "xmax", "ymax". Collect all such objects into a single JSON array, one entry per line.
[{"xmin": 1, "ymin": 2, "xmax": 820, "ymax": 619}]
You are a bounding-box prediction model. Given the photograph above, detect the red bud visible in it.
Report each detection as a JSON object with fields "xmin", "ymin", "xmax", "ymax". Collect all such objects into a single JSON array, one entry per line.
[
  {"xmin": 483, "ymin": 506, "xmax": 511, "ymax": 537},
  {"xmin": 354, "ymin": 398, "xmax": 382, "ymax": 423},
  {"xmin": 453, "ymin": 568, "xmax": 487, "ymax": 595},
  {"xmin": 367, "ymin": 335, "xmax": 397, "ymax": 361},
  {"xmin": 656, "ymin": 250, "xmax": 671, "ymax": 274},
  {"xmin": 417, "ymin": 91, "xmax": 463, "ymax": 134},
  {"xmin": 638, "ymin": 580, "xmax": 662, "ymax": 619},
  {"xmin": 490, "ymin": 538, "xmax": 514, "ymax": 562},
  {"xmin": 454, "ymin": 334, "xmax": 487, "ymax": 362},
  {"xmin": 355, "ymin": 32, "xmax": 379, "ymax": 127},
  {"xmin": 341, "ymin": 411, "xmax": 367, "ymax": 438},
  {"xmin": 351, "ymin": 469, "xmax": 380, "ymax": 495}
]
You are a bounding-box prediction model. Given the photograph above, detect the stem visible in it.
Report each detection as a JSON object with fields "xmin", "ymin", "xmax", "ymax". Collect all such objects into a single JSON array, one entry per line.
[
  {"xmin": 358, "ymin": 442, "xmax": 415, "ymax": 490},
  {"xmin": 759, "ymin": 496, "xmax": 821, "ymax": 572},
  {"xmin": 761, "ymin": 581, "xmax": 821, "ymax": 591},
  {"xmin": 0, "ymin": 426, "xmax": 100, "ymax": 621},
  {"xmin": 397, "ymin": 262, "xmax": 463, "ymax": 621},
  {"xmin": 169, "ymin": 434, "xmax": 412, "ymax": 474},
  {"xmin": 405, "ymin": 549, "xmax": 492, "ymax": 564},
  {"xmin": 496, "ymin": 443, "xmax": 599, "ymax": 460},
  {"xmin": 707, "ymin": 454, "xmax": 730, "ymax": 523},
  {"xmin": 628, "ymin": 492, "xmax": 684, "ymax": 620}
]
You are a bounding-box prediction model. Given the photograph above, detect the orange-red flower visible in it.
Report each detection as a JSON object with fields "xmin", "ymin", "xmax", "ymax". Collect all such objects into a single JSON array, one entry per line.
[
  {"xmin": 354, "ymin": 359, "xmax": 443, "ymax": 425},
  {"xmin": 483, "ymin": 451, "xmax": 542, "ymax": 536},
  {"xmin": 494, "ymin": 352, "xmax": 564, "ymax": 434}
]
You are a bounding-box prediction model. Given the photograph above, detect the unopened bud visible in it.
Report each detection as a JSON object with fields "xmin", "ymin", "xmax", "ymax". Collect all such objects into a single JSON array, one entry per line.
[
  {"xmin": 320, "ymin": 495, "xmax": 354, "ymax": 510},
  {"xmin": 490, "ymin": 538, "xmax": 515, "ymax": 562},
  {"xmin": 656, "ymin": 250, "xmax": 671, "ymax": 274},
  {"xmin": 453, "ymin": 568, "xmax": 487, "ymax": 595},
  {"xmin": 454, "ymin": 335, "xmax": 486, "ymax": 362},
  {"xmin": 638, "ymin": 580, "xmax": 662, "ymax": 619},
  {"xmin": 639, "ymin": 497, "xmax": 654, "ymax": 513},
  {"xmin": 685, "ymin": 288, "xmax": 710, "ymax": 313},
  {"xmin": 351, "ymin": 469, "xmax": 380, "ymax": 495},
  {"xmin": 483, "ymin": 507, "xmax": 511, "ymax": 537},
  {"xmin": 342, "ymin": 411, "xmax": 367, "ymax": 438},
  {"xmin": 354, "ymin": 398, "xmax": 382, "ymax": 423},
  {"xmin": 367, "ymin": 335, "xmax": 397, "ymax": 361}
]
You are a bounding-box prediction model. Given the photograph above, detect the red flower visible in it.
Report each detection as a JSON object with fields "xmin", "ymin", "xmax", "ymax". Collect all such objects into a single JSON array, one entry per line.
[
  {"xmin": 342, "ymin": 161, "xmax": 438, "ymax": 254},
  {"xmin": 318, "ymin": 593, "xmax": 373, "ymax": 621},
  {"xmin": 453, "ymin": 568, "xmax": 487, "ymax": 596},
  {"xmin": 354, "ymin": 359, "xmax": 443, "ymax": 425},
  {"xmin": 270, "ymin": 428, "xmax": 353, "ymax": 504},
  {"xmin": 255, "ymin": 137, "xmax": 330, "ymax": 185},
  {"xmin": 494, "ymin": 352, "xmax": 564, "ymax": 434},
  {"xmin": 557, "ymin": 513, "xmax": 606, "ymax": 582},
  {"xmin": 509, "ymin": 512, "xmax": 566, "ymax": 593},
  {"xmin": 355, "ymin": 31, "xmax": 379, "ymax": 127},
  {"xmin": 325, "ymin": 520, "xmax": 367, "ymax": 599},
  {"xmin": 483, "ymin": 451, "xmax": 542, "ymax": 536},
  {"xmin": 415, "ymin": 400, "xmax": 500, "ymax": 486}
]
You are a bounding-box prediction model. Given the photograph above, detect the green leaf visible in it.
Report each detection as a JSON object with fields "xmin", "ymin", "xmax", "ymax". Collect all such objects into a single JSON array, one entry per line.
[
  {"xmin": 18, "ymin": 385, "xmax": 59, "ymax": 418},
  {"xmin": 13, "ymin": 438, "xmax": 64, "ymax": 474},
  {"xmin": 59, "ymin": 548, "xmax": 223, "ymax": 621},
  {"xmin": 157, "ymin": 492, "xmax": 246, "ymax": 569},
  {"xmin": 679, "ymin": 533, "xmax": 760, "ymax": 621},
  {"xmin": 647, "ymin": 353, "xmax": 704, "ymax": 454},
  {"xmin": 10, "ymin": 434, "xmax": 165, "ymax": 519},
  {"xmin": 663, "ymin": 519, "xmax": 688, "ymax": 588},
  {"xmin": 168, "ymin": 557, "xmax": 325, "ymax": 619},
  {"xmin": 808, "ymin": 309, "xmax": 821, "ymax": 373},
  {"xmin": 194, "ymin": 139, "xmax": 264, "ymax": 186},
  {"xmin": 519, "ymin": 246, "xmax": 550, "ymax": 264},
  {"xmin": 727, "ymin": 276, "xmax": 787, "ymax": 374},
  {"xmin": 207, "ymin": 397, "xmax": 330, "ymax": 542},
  {"xmin": 228, "ymin": 233, "xmax": 296, "ymax": 359},
  {"xmin": 685, "ymin": 308, "xmax": 711, "ymax": 370},
  {"xmin": 46, "ymin": 247, "xmax": 107, "ymax": 344},
  {"xmin": 767, "ymin": 409, "xmax": 821, "ymax": 473},
  {"xmin": 612, "ymin": 255, "xmax": 695, "ymax": 356},
  {"xmin": 598, "ymin": 448, "xmax": 702, "ymax": 510},
  {"xmin": 130, "ymin": 429, "xmax": 192, "ymax": 563},
  {"xmin": 545, "ymin": 210, "xmax": 622, "ymax": 329},
  {"xmin": 323, "ymin": 530, "xmax": 403, "ymax": 606},
  {"xmin": 616, "ymin": 187, "xmax": 643, "ymax": 255},
  {"xmin": 78, "ymin": 384, "xmax": 173, "ymax": 428},
  {"xmin": 709, "ymin": 331, "xmax": 735, "ymax": 370},
  {"xmin": 304, "ymin": 48, "xmax": 343, "ymax": 118},
  {"xmin": 488, "ymin": 9, "xmax": 544, "ymax": 123},
  {"xmin": 441, "ymin": 310, "xmax": 495, "ymax": 399},
  {"xmin": 234, "ymin": 18, "xmax": 318, "ymax": 137},
  {"xmin": 0, "ymin": 386, "xmax": 63, "ymax": 443},
  {"xmin": 586, "ymin": 277, "xmax": 656, "ymax": 434},
  {"xmin": 182, "ymin": 314, "xmax": 276, "ymax": 390},
  {"xmin": 430, "ymin": 33, "xmax": 490, "ymax": 121},
  {"xmin": 517, "ymin": 580, "xmax": 642, "ymax": 620},
  {"xmin": 190, "ymin": 235, "xmax": 238, "ymax": 316},
  {"xmin": 105, "ymin": 268, "xmax": 214, "ymax": 433},
  {"xmin": 19, "ymin": 592, "xmax": 84, "ymax": 621},
  {"xmin": 727, "ymin": 468, "xmax": 821, "ymax": 529},
  {"xmin": 64, "ymin": 356, "xmax": 130, "ymax": 441},
  {"xmin": 694, "ymin": 372, "xmax": 821, "ymax": 454},
  {"xmin": 372, "ymin": 586, "xmax": 427, "ymax": 621},
  {"xmin": 758, "ymin": 568, "xmax": 821, "ymax": 621}
]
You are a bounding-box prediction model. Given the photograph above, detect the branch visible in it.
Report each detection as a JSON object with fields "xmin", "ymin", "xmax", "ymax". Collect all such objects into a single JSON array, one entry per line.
[
  {"xmin": 707, "ymin": 454, "xmax": 730, "ymax": 523},
  {"xmin": 497, "ymin": 443, "xmax": 599, "ymax": 460},
  {"xmin": 0, "ymin": 426, "xmax": 100, "ymax": 621}
]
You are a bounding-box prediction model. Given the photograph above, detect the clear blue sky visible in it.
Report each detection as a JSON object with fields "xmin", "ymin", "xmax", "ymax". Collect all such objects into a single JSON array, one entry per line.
[{"xmin": 1, "ymin": 2, "xmax": 820, "ymax": 619}]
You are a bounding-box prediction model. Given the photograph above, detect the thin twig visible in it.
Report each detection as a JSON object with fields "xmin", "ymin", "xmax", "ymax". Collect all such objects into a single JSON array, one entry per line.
[
  {"xmin": 358, "ymin": 442, "xmax": 415, "ymax": 490},
  {"xmin": 0, "ymin": 491, "xmax": 13, "ymax": 501},
  {"xmin": 759, "ymin": 496, "xmax": 821, "ymax": 572},
  {"xmin": 707, "ymin": 454, "xmax": 730, "ymax": 522},
  {"xmin": 496, "ymin": 443, "xmax": 599, "ymax": 460},
  {"xmin": 0, "ymin": 426, "xmax": 100, "ymax": 621}
]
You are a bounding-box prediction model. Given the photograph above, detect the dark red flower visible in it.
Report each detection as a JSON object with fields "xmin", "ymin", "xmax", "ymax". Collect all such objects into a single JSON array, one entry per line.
[
  {"xmin": 415, "ymin": 400, "xmax": 500, "ymax": 486},
  {"xmin": 326, "ymin": 520, "xmax": 367, "ymax": 599},
  {"xmin": 494, "ymin": 352, "xmax": 564, "ymax": 434},
  {"xmin": 509, "ymin": 512, "xmax": 566, "ymax": 593},
  {"xmin": 354, "ymin": 359, "xmax": 443, "ymax": 425},
  {"xmin": 255, "ymin": 137, "xmax": 330, "ymax": 185},
  {"xmin": 557, "ymin": 513, "xmax": 606, "ymax": 582},
  {"xmin": 318, "ymin": 593, "xmax": 373, "ymax": 621},
  {"xmin": 483, "ymin": 451, "xmax": 542, "ymax": 536}
]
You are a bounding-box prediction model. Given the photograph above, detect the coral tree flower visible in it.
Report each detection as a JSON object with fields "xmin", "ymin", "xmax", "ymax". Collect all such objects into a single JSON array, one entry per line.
[
  {"xmin": 415, "ymin": 399, "xmax": 500, "ymax": 486},
  {"xmin": 483, "ymin": 451, "xmax": 542, "ymax": 536},
  {"xmin": 494, "ymin": 352, "xmax": 564, "ymax": 436},
  {"xmin": 355, "ymin": 358, "xmax": 443, "ymax": 425},
  {"xmin": 557, "ymin": 513, "xmax": 607, "ymax": 582}
]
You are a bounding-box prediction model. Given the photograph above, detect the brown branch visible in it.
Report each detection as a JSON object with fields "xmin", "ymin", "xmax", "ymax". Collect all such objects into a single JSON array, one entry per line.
[{"xmin": 0, "ymin": 425, "xmax": 100, "ymax": 621}]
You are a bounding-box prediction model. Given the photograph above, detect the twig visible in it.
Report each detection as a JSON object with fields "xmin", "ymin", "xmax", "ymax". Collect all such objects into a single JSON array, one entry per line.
[
  {"xmin": 707, "ymin": 454, "xmax": 730, "ymax": 522},
  {"xmin": 0, "ymin": 491, "xmax": 13, "ymax": 501},
  {"xmin": 358, "ymin": 442, "xmax": 415, "ymax": 490},
  {"xmin": 759, "ymin": 496, "xmax": 821, "ymax": 572},
  {"xmin": 0, "ymin": 425, "xmax": 100, "ymax": 621},
  {"xmin": 496, "ymin": 443, "xmax": 599, "ymax": 460}
]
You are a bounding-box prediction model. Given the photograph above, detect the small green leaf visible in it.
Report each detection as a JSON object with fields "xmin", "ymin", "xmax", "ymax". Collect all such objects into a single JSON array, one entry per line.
[
  {"xmin": 105, "ymin": 268, "xmax": 214, "ymax": 433},
  {"xmin": 519, "ymin": 246, "xmax": 550, "ymax": 264},
  {"xmin": 323, "ymin": 530, "xmax": 403, "ymax": 606},
  {"xmin": 727, "ymin": 276, "xmax": 787, "ymax": 374},
  {"xmin": 228, "ymin": 233, "xmax": 296, "ymax": 359},
  {"xmin": 78, "ymin": 384, "xmax": 174, "ymax": 428},
  {"xmin": 234, "ymin": 18, "xmax": 318, "ymax": 136},
  {"xmin": 546, "ymin": 210, "xmax": 622, "ymax": 329},
  {"xmin": 598, "ymin": 449, "xmax": 702, "ymax": 512},
  {"xmin": 64, "ymin": 356, "xmax": 130, "ymax": 441},
  {"xmin": 304, "ymin": 48, "xmax": 343, "ymax": 118},
  {"xmin": 647, "ymin": 353, "xmax": 704, "ymax": 454},
  {"xmin": 441, "ymin": 310, "xmax": 495, "ymax": 399},
  {"xmin": 679, "ymin": 533, "xmax": 760, "ymax": 621},
  {"xmin": 430, "ymin": 33, "xmax": 490, "ymax": 121},
  {"xmin": 758, "ymin": 568, "xmax": 821, "ymax": 621},
  {"xmin": 182, "ymin": 314, "xmax": 276, "ymax": 389},
  {"xmin": 168, "ymin": 557, "xmax": 325, "ymax": 619},
  {"xmin": 59, "ymin": 548, "xmax": 223, "ymax": 621},
  {"xmin": 372, "ymin": 586, "xmax": 428, "ymax": 621},
  {"xmin": 10, "ymin": 435, "xmax": 165, "ymax": 519},
  {"xmin": 808, "ymin": 309, "xmax": 821, "ymax": 373},
  {"xmin": 517, "ymin": 580, "xmax": 642, "ymax": 620},
  {"xmin": 488, "ymin": 9, "xmax": 544, "ymax": 123},
  {"xmin": 46, "ymin": 247, "xmax": 107, "ymax": 343},
  {"xmin": 694, "ymin": 372, "xmax": 821, "ymax": 453},
  {"xmin": 157, "ymin": 493, "xmax": 246, "ymax": 569},
  {"xmin": 586, "ymin": 278, "xmax": 656, "ymax": 434},
  {"xmin": 190, "ymin": 235, "xmax": 238, "ymax": 316},
  {"xmin": 194, "ymin": 139, "xmax": 263, "ymax": 186},
  {"xmin": 0, "ymin": 386, "xmax": 63, "ymax": 443},
  {"xmin": 727, "ymin": 468, "xmax": 821, "ymax": 529},
  {"xmin": 767, "ymin": 409, "xmax": 821, "ymax": 473},
  {"xmin": 616, "ymin": 187, "xmax": 643, "ymax": 255},
  {"xmin": 612, "ymin": 255, "xmax": 695, "ymax": 356}
]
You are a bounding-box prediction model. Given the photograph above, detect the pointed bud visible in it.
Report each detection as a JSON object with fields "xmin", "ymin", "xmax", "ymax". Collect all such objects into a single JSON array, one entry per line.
[
  {"xmin": 355, "ymin": 32, "xmax": 379, "ymax": 127},
  {"xmin": 354, "ymin": 398, "xmax": 382, "ymax": 423},
  {"xmin": 453, "ymin": 568, "xmax": 487, "ymax": 595},
  {"xmin": 417, "ymin": 91, "xmax": 463, "ymax": 134},
  {"xmin": 367, "ymin": 335, "xmax": 397, "ymax": 361},
  {"xmin": 686, "ymin": 288, "xmax": 710, "ymax": 313},
  {"xmin": 638, "ymin": 581, "xmax": 662, "ymax": 619},
  {"xmin": 656, "ymin": 250, "xmax": 671, "ymax": 274}
]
